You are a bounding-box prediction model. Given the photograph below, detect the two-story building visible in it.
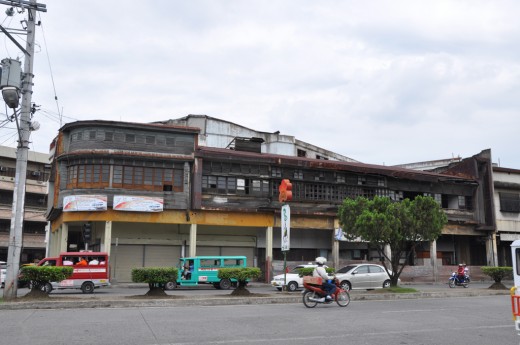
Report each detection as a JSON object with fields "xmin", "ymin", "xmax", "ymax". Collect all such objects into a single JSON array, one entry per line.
[{"xmin": 45, "ymin": 118, "xmax": 495, "ymax": 283}]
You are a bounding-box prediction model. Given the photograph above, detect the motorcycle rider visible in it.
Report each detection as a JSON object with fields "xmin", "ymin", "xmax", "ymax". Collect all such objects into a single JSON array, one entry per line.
[
  {"xmin": 312, "ymin": 257, "xmax": 336, "ymax": 302},
  {"xmin": 457, "ymin": 263, "xmax": 466, "ymax": 282}
]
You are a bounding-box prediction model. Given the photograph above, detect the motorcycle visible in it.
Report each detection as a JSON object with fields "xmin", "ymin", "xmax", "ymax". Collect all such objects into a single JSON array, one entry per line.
[
  {"xmin": 302, "ymin": 276, "xmax": 350, "ymax": 308},
  {"xmin": 448, "ymin": 272, "xmax": 469, "ymax": 288}
]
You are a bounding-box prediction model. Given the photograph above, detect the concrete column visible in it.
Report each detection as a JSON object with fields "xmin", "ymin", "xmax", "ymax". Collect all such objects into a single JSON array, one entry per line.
[
  {"xmin": 59, "ymin": 223, "xmax": 68, "ymax": 253},
  {"xmin": 265, "ymin": 226, "xmax": 273, "ymax": 282},
  {"xmin": 384, "ymin": 244, "xmax": 391, "ymax": 263},
  {"xmin": 104, "ymin": 221, "xmax": 112, "ymax": 255},
  {"xmin": 332, "ymin": 236, "xmax": 339, "ymax": 270},
  {"xmin": 430, "ymin": 240, "xmax": 438, "ymax": 282},
  {"xmin": 189, "ymin": 223, "xmax": 197, "ymax": 257},
  {"xmin": 486, "ymin": 233, "xmax": 498, "ymax": 266}
]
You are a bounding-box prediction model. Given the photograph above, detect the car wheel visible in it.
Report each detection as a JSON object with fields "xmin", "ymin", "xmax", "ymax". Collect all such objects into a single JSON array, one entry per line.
[
  {"xmin": 164, "ymin": 281, "xmax": 177, "ymax": 290},
  {"xmin": 340, "ymin": 280, "xmax": 351, "ymax": 291},
  {"xmin": 42, "ymin": 282, "xmax": 53, "ymax": 293},
  {"xmin": 383, "ymin": 279, "xmax": 391, "ymax": 288},
  {"xmin": 219, "ymin": 278, "xmax": 231, "ymax": 290},
  {"xmin": 287, "ymin": 281, "xmax": 298, "ymax": 292},
  {"xmin": 81, "ymin": 281, "xmax": 95, "ymax": 294},
  {"xmin": 276, "ymin": 287, "xmax": 282, "ymax": 291}
]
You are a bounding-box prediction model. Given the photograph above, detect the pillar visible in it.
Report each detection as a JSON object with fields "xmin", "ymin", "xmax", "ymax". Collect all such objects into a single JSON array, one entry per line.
[
  {"xmin": 486, "ymin": 233, "xmax": 498, "ymax": 266},
  {"xmin": 430, "ymin": 240, "xmax": 438, "ymax": 283},
  {"xmin": 265, "ymin": 226, "xmax": 273, "ymax": 282},
  {"xmin": 59, "ymin": 223, "xmax": 68, "ymax": 254},
  {"xmin": 103, "ymin": 221, "xmax": 112, "ymax": 255},
  {"xmin": 189, "ymin": 223, "xmax": 197, "ymax": 257},
  {"xmin": 332, "ymin": 236, "xmax": 339, "ymax": 270}
]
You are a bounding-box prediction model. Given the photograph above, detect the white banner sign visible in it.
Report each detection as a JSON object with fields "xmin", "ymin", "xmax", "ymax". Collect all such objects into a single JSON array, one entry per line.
[
  {"xmin": 113, "ymin": 195, "xmax": 164, "ymax": 212},
  {"xmin": 281, "ymin": 204, "xmax": 290, "ymax": 251},
  {"xmin": 63, "ymin": 195, "xmax": 107, "ymax": 212}
]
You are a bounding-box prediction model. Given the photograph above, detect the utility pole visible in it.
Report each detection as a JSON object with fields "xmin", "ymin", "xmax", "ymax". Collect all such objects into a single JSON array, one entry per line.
[{"xmin": 1, "ymin": 0, "xmax": 46, "ymax": 300}]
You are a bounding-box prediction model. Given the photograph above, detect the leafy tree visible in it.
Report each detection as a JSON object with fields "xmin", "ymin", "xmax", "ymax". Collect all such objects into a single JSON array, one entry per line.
[
  {"xmin": 20, "ymin": 265, "xmax": 73, "ymax": 297},
  {"xmin": 338, "ymin": 195, "xmax": 447, "ymax": 286},
  {"xmin": 218, "ymin": 267, "xmax": 261, "ymax": 296},
  {"xmin": 131, "ymin": 267, "xmax": 178, "ymax": 296}
]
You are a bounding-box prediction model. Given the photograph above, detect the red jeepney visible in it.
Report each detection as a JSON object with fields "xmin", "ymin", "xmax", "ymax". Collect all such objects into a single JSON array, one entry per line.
[{"xmin": 37, "ymin": 252, "xmax": 110, "ymax": 293}]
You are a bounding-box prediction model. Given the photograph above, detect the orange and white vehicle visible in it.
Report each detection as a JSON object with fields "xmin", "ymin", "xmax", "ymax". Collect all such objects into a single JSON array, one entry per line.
[{"xmin": 36, "ymin": 252, "xmax": 110, "ymax": 293}]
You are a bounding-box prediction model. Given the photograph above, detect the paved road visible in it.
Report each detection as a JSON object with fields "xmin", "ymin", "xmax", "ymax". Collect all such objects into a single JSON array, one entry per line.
[{"xmin": 0, "ymin": 295, "xmax": 515, "ymax": 345}]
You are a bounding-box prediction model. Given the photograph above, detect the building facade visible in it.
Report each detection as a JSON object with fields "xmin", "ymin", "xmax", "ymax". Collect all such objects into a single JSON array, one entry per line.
[
  {"xmin": 45, "ymin": 118, "xmax": 496, "ymax": 283},
  {"xmin": 0, "ymin": 145, "xmax": 50, "ymax": 264},
  {"xmin": 492, "ymin": 167, "xmax": 520, "ymax": 266}
]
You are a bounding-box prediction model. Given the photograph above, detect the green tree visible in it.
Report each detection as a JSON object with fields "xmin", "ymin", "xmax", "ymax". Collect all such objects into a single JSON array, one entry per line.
[
  {"xmin": 131, "ymin": 267, "xmax": 178, "ymax": 296},
  {"xmin": 338, "ymin": 195, "xmax": 447, "ymax": 286},
  {"xmin": 218, "ymin": 267, "xmax": 261, "ymax": 296}
]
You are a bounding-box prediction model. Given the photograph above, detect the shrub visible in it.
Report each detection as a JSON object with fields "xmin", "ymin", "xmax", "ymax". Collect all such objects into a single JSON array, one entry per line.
[
  {"xmin": 481, "ymin": 266, "xmax": 512, "ymax": 283},
  {"xmin": 218, "ymin": 267, "xmax": 261, "ymax": 284},
  {"xmin": 20, "ymin": 265, "xmax": 73, "ymax": 291},
  {"xmin": 298, "ymin": 267, "xmax": 335, "ymax": 277},
  {"xmin": 131, "ymin": 267, "xmax": 178, "ymax": 289}
]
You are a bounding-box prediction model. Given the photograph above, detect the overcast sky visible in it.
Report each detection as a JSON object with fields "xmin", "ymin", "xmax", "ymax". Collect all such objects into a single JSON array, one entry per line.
[{"xmin": 1, "ymin": 0, "xmax": 519, "ymax": 168}]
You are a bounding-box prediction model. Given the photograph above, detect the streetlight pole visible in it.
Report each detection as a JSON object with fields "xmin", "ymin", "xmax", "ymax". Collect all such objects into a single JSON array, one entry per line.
[{"xmin": 2, "ymin": 0, "xmax": 42, "ymax": 300}]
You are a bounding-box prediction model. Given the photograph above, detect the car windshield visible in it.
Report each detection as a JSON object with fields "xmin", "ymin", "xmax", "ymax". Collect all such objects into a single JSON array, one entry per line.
[{"xmin": 336, "ymin": 265, "xmax": 357, "ymax": 274}]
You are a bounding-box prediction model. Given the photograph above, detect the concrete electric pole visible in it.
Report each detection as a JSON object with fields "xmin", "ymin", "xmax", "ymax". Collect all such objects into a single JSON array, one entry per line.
[{"xmin": 0, "ymin": 0, "xmax": 46, "ymax": 300}]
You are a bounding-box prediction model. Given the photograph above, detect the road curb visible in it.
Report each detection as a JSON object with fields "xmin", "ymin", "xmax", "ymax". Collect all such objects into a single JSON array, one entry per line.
[{"xmin": 0, "ymin": 289, "xmax": 510, "ymax": 310}]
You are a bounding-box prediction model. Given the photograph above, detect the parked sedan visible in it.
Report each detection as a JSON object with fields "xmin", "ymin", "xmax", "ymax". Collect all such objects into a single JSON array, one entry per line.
[
  {"xmin": 271, "ymin": 264, "xmax": 317, "ymax": 292},
  {"xmin": 335, "ymin": 263, "xmax": 398, "ymax": 291}
]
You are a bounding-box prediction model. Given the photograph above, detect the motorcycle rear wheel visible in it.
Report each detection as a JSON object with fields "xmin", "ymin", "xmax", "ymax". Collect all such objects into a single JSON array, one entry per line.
[
  {"xmin": 302, "ymin": 291, "xmax": 318, "ymax": 308},
  {"xmin": 335, "ymin": 290, "xmax": 350, "ymax": 307}
]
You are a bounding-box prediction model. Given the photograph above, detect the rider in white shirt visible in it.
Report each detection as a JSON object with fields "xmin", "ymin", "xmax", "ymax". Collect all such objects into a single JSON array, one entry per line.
[{"xmin": 312, "ymin": 257, "xmax": 336, "ymax": 301}]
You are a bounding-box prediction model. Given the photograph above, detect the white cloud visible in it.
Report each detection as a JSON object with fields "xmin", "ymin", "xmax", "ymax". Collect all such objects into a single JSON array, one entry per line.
[{"xmin": 0, "ymin": 0, "xmax": 518, "ymax": 168}]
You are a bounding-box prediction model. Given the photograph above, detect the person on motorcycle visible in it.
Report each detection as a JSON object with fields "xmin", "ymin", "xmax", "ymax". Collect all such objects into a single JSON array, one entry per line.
[
  {"xmin": 457, "ymin": 264, "xmax": 466, "ymax": 281},
  {"xmin": 312, "ymin": 257, "xmax": 336, "ymax": 301}
]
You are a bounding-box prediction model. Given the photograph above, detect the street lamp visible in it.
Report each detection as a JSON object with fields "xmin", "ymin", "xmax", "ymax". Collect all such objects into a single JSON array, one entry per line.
[{"xmin": 1, "ymin": 86, "xmax": 20, "ymax": 109}]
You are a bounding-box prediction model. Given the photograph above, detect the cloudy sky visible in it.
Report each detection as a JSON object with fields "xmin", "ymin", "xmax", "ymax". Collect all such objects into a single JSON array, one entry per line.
[{"xmin": 1, "ymin": 0, "xmax": 519, "ymax": 167}]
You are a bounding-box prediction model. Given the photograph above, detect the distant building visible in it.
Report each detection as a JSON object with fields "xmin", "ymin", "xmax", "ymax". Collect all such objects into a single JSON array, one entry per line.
[
  {"xmin": 154, "ymin": 115, "xmax": 360, "ymax": 162},
  {"xmin": 0, "ymin": 145, "xmax": 50, "ymax": 263}
]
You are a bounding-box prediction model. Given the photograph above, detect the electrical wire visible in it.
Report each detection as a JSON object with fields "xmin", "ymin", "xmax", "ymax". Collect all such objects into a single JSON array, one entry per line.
[{"xmin": 37, "ymin": 12, "xmax": 62, "ymax": 127}]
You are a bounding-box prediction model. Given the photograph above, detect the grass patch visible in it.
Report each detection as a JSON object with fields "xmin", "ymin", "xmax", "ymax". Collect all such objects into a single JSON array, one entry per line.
[{"xmin": 369, "ymin": 286, "xmax": 418, "ymax": 294}]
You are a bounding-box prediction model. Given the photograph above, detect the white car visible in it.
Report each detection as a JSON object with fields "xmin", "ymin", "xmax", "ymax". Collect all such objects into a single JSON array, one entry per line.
[
  {"xmin": 271, "ymin": 264, "xmax": 318, "ymax": 292},
  {"xmin": 335, "ymin": 263, "xmax": 399, "ymax": 291}
]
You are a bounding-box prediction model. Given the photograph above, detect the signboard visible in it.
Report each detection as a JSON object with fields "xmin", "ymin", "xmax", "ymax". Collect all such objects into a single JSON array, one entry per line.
[
  {"xmin": 281, "ymin": 204, "xmax": 290, "ymax": 251},
  {"xmin": 113, "ymin": 195, "xmax": 164, "ymax": 212},
  {"xmin": 63, "ymin": 195, "xmax": 107, "ymax": 212}
]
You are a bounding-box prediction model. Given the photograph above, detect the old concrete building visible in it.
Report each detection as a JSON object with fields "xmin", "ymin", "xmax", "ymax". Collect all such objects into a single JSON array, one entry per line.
[
  {"xmin": 0, "ymin": 145, "xmax": 50, "ymax": 263},
  {"xmin": 155, "ymin": 115, "xmax": 359, "ymax": 162},
  {"xmin": 45, "ymin": 118, "xmax": 494, "ymax": 283}
]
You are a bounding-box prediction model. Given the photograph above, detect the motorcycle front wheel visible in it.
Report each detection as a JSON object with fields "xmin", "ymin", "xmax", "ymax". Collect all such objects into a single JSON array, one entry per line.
[
  {"xmin": 448, "ymin": 279, "xmax": 455, "ymax": 288},
  {"xmin": 335, "ymin": 290, "xmax": 350, "ymax": 307},
  {"xmin": 302, "ymin": 290, "xmax": 318, "ymax": 308}
]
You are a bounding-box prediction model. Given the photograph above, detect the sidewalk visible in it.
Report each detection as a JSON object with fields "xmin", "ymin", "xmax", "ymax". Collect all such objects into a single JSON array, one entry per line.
[{"xmin": 0, "ymin": 281, "xmax": 511, "ymax": 310}]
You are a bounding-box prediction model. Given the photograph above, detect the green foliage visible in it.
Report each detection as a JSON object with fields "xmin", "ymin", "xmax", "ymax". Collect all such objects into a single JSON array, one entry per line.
[
  {"xmin": 481, "ymin": 266, "xmax": 512, "ymax": 283},
  {"xmin": 338, "ymin": 195, "xmax": 447, "ymax": 285},
  {"xmin": 218, "ymin": 267, "xmax": 261, "ymax": 282},
  {"xmin": 20, "ymin": 265, "xmax": 73, "ymax": 290},
  {"xmin": 131, "ymin": 267, "xmax": 178, "ymax": 288},
  {"xmin": 298, "ymin": 267, "xmax": 335, "ymax": 277}
]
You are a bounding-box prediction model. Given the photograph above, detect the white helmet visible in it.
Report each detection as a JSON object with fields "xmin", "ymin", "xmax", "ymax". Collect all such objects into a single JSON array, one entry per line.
[{"xmin": 315, "ymin": 257, "xmax": 326, "ymax": 265}]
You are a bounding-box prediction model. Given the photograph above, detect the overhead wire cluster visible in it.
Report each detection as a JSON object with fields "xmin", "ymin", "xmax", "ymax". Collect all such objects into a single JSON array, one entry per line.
[{"xmin": 1, "ymin": 7, "xmax": 80, "ymax": 150}]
